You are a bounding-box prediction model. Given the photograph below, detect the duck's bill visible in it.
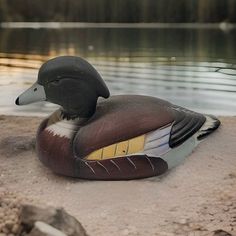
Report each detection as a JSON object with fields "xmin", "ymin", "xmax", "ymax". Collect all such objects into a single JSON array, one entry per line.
[{"xmin": 15, "ymin": 82, "xmax": 46, "ymax": 105}]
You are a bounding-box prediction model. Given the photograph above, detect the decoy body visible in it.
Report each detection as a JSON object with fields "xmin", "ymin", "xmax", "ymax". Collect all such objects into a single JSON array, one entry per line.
[{"xmin": 16, "ymin": 56, "xmax": 220, "ymax": 180}]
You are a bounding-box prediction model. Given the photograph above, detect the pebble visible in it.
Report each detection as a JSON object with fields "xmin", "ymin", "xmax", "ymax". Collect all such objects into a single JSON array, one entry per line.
[
  {"xmin": 223, "ymin": 207, "xmax": 229, "ymax": 212},
  {"xmin": 177, "ymin": 218, "xmax": 188, "ymax": 225},
  {"xmin": 213, "ymin": 229, "xmax": 233, "ymax": 236},
  {"xmin": 31, "ymin": 221, "xmax": 67, "ymax": 236},
  {"xmin": 189, "ymin": 223, "xmax": 204, "ymax": 230}
]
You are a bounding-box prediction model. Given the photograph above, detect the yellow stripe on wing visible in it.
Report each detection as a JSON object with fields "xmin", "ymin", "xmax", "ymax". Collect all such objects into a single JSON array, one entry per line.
[
  {"xmin": 102, "ymin": 144, "xmax": 117, "ymax": 160},
  {"xmin": 116, "ymin": 140, "xmax": 128, "ymax": 156},
  {"xmin": 86, "ymin": 135, "xmax": 145, "ymax": 160},
  {"xmin": 128, "ymin": 135, "xmax": 145, "ymax": 154},
  {"xmin": 85, "ymin": 149, "xmax": 103, "ymax": 160}
]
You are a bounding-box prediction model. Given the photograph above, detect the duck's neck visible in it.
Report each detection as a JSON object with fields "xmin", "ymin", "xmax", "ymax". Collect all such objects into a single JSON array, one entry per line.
[
  {"xmin": 60, "ymin": 97, "xmax": 97, "ymax": 120},
  {"xmin": 60, "ymin": 109, "xmax": 89, "ymax": 121},
  {"xmin": 60, "ymin": 109, "xmax": 80, "ymax": 120}
]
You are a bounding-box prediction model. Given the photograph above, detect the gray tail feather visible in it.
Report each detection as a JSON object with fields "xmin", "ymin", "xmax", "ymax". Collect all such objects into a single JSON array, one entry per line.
[{"xmin": 197, "ymin": 115, "xmax": 221, "ymax": 140}]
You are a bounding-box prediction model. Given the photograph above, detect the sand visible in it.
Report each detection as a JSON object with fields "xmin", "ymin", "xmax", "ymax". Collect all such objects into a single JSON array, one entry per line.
[{"xmin": 0, "ymin": 115, "xmax": 236, "ymax": 236}]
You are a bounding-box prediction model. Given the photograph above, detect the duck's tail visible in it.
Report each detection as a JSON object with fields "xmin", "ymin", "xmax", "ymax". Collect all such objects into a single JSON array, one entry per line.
[{"xmin": 196, "ymin": 115, "xmax": 221, "ymax": 141}]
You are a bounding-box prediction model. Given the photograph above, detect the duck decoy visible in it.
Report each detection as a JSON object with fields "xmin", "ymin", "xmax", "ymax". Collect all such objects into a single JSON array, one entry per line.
[{"xmin": 15, "ymin": 56, "xmax": 220, "ymax": 180}]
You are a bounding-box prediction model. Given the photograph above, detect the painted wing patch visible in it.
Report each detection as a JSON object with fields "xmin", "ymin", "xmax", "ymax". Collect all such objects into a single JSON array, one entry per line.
[
  {"xmin": 86, "ymin": 135, "xmax": 145, "ymax": 160},
  {"xmin": 86, "ymin": 124, "xmax": 173, "ymax": 161}
]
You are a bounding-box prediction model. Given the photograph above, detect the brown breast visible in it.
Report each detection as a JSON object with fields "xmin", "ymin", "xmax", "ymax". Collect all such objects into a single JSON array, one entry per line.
[{"xmin": 36, "ymin": 115, "xmax": 77, "ymax": 176}]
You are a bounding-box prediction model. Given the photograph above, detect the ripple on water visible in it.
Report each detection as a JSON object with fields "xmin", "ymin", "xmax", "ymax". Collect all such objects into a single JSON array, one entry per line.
[{"xmin": 0, "ymin": 55, "xmax": 236, "ymax": 116}]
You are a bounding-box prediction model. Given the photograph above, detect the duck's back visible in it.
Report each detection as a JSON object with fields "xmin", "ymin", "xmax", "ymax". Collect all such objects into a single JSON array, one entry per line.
[
  {"xmin": 74, "ymin": 95, "xmax": 176, "ymax": 157},
  {"xmin": 74, "ymin": 94, "xmax": 213, "ymax": 158}
]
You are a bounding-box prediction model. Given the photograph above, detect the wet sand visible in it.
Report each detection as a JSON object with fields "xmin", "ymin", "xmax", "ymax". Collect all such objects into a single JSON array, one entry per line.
[{"xmin": 0, "ymin": 115, "xmax": 236, "ymax": 236}]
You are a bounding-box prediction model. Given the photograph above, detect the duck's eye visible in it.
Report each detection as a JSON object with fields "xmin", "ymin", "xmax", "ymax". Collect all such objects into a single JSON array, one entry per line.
[
  {"xmin": 34, "ymin": 88, "xmax": 37, "ymax": 92},
  {"xmin": 52, "ymin": 79, "xmax": 60, "ymax": 85}
]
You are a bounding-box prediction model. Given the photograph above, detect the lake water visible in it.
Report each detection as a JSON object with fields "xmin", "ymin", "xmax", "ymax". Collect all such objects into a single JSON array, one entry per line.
[{"xmin": 0, "ymin": 27, "xmax": 236, "ymax": 117}]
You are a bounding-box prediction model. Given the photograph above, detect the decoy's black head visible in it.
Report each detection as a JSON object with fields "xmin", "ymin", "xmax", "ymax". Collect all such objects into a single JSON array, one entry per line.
[{"xmin": 15, "ymin": 56, "xmax": 110, "ymax": 118}]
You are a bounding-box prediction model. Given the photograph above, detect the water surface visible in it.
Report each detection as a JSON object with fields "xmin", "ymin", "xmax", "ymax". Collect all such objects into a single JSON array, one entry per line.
[{"xmin": 0, "ymin": 27, "xmax": 236, "ymax": 116}]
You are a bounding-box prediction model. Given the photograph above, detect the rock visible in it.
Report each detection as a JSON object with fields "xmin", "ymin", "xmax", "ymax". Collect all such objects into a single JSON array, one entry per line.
[
  {"xmin": 213, "ymin": 229, "xmax": 232, "ymax": 236},
  {"xmin": 20, "ymin": 205, "xmax": 87, "ymax": 236},
  {"xmin": 28, "ymin": 221, "xmax": 67, "ymax": 236}
]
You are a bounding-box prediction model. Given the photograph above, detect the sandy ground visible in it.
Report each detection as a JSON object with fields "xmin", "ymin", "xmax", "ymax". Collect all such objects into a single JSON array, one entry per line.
[{"xmin": 0, "ymin": 115, "xmax": 236, "ymax": 236}]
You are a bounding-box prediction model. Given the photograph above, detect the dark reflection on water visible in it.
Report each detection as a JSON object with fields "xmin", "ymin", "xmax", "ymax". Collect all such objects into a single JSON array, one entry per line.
[
  {"xmin": 1, "ymin": 28, "xmax": 236, "ymax": 59},
  {"xmin": 0, "ymin": 27, "xmax": 236, "ymax": 116}
]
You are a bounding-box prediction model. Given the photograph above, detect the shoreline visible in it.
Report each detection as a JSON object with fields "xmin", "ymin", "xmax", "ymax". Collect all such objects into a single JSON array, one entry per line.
[
  {"xmin": 0, "ymin": 115, "xmax": 236, "ymax": 236},
  {"xmin": 1, "ymin": 22, "xmax": 236, "ymax": 30}
]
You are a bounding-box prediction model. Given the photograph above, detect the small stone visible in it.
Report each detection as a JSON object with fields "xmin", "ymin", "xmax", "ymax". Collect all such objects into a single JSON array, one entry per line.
[
  {"xmin": 178, "ymin": 218, "xmax": 187, "ymax": 225},
  {"xmin": 28, "ymin": 221, "xmax": 67, "ymax": 236},
  {"xmin": 223, "ymin": 206, "xmax": 229, "ymax": 212},
  {"xmin": 213, "ymin": 229, "xmax": 232, "ymax": 236},
  {"xmin": 188, "ymin": 222, "xmax": 202, "ymax": 230}
]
